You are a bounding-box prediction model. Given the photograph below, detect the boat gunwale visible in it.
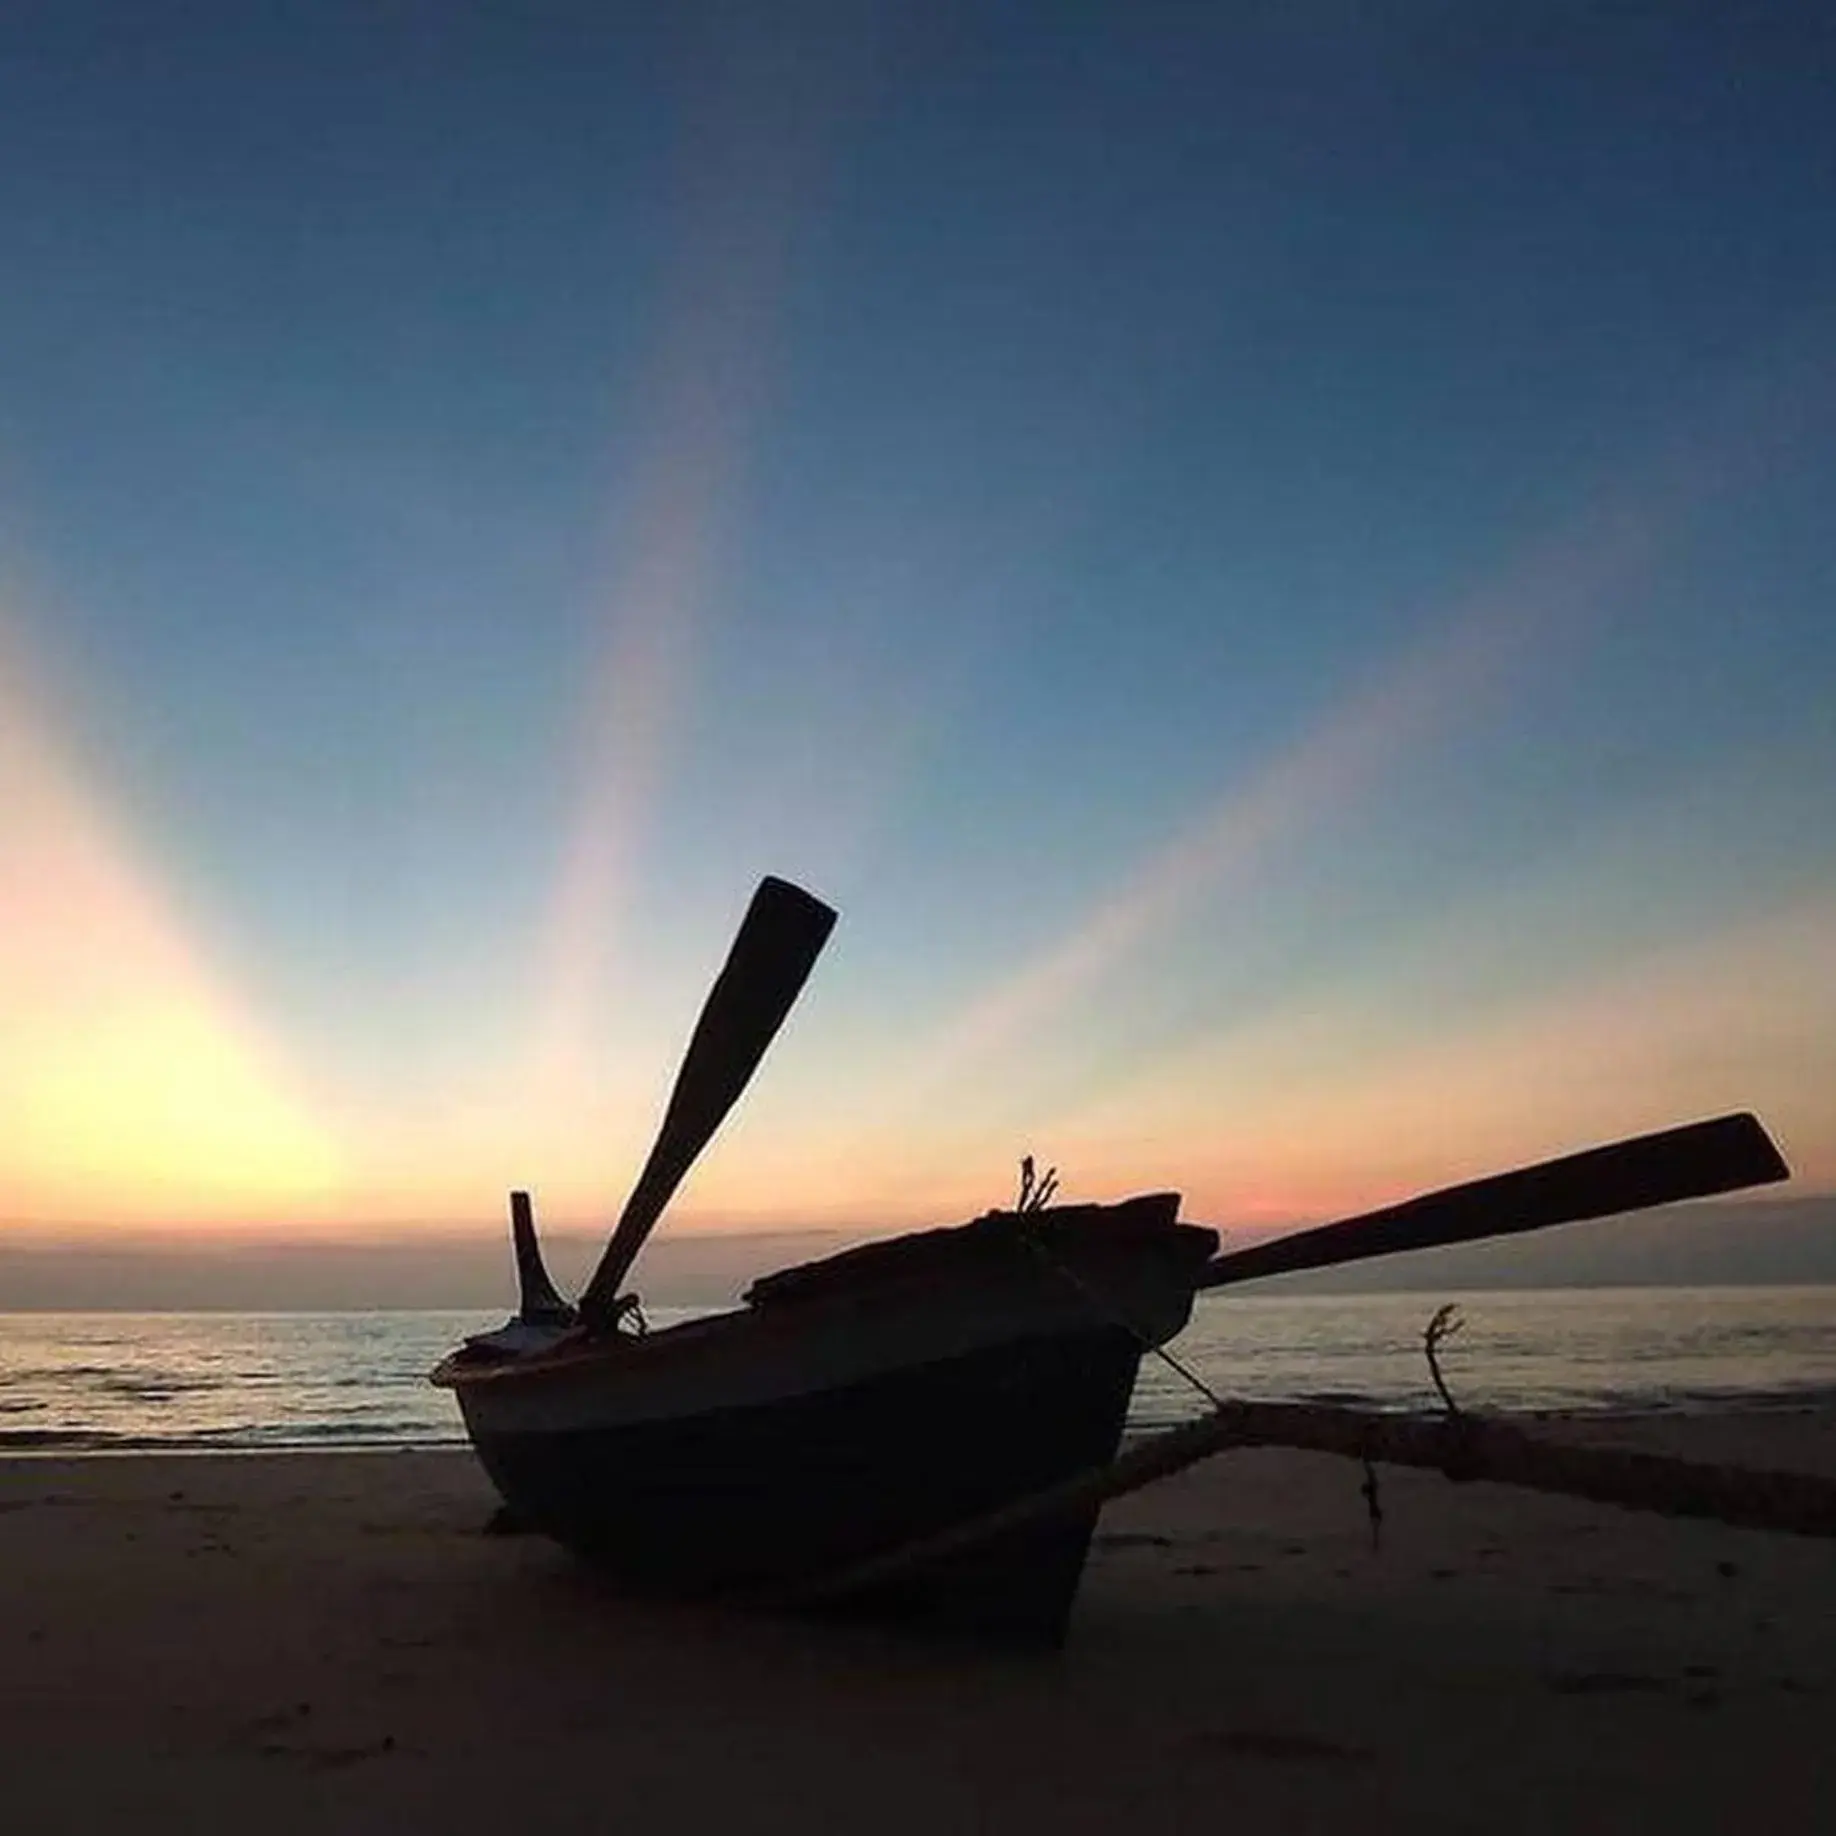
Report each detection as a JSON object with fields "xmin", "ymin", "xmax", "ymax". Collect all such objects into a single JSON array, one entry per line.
[{"xmin": 434, "ymin": 1206, "xmax": 1216, "ymax": 1392}]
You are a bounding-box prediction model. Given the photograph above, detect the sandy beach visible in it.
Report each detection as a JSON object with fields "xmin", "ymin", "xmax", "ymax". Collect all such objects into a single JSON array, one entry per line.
[{"xmin": 3, "ymin": 1414, "xmax": 1833, "ymax": 1834}]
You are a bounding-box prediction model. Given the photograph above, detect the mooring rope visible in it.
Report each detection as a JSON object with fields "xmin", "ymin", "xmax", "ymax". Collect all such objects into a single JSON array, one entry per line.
[{"xmin": 1011, "ymin": 1157, "xmax": 1226, "ymax": 1414}]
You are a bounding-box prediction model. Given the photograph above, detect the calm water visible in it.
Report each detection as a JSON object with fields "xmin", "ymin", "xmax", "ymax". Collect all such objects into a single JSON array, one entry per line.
[{"xmin": 2, "ymin": 1287, "xmax": 1834, "ymax": 1454}]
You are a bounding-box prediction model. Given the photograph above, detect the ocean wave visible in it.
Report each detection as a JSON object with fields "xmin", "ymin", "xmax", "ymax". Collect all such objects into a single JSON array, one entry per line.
[
  {"xmin": 0, "ymin": 1424, "xmax": 471, "ymax": 1453},
  {"xmin": 94, "ymin": 1379, "xmax": 225, "ymax": 1403},
  {"xmin": 1575, "ymin": 1382, "xmax": 1836, "ymax": 1415},
  {"xmin": 1, "ymin": 1365, "xmax": 125, "ymax": 1383}
]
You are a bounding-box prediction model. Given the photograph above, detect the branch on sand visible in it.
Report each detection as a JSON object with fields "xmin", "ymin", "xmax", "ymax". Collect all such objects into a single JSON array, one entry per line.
[{"xmin": 782, "ymin": 1400, "xmax": 1836, "ymax": 1608}]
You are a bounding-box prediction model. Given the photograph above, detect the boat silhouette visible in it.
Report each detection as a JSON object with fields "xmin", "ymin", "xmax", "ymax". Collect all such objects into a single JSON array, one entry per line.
[{"xmin": 433, "ymin": 876, "xmax": 1791, "ymax": 1641}]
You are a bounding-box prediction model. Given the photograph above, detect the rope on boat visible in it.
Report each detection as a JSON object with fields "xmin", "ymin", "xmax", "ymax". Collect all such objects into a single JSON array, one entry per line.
[
  {"xmin": 1012, "ymin": 1156, "xmax": 1227, "ymax": 1413},
  {"xmin": 775, "ymin": 1401, "xmax": 1836, "ymax": 1609}
]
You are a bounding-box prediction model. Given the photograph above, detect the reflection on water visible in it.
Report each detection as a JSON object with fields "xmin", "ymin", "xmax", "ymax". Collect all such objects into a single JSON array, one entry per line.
[{"xmin": 2, "ymin": 1287, "xmax": 1833, "ymax": 1453}]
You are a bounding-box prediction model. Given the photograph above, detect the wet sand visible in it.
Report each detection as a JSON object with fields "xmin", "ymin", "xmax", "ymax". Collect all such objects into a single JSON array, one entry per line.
[{"xmin": 3, "ymin": 1413, "xmax": 1833, "ymax": 1833}]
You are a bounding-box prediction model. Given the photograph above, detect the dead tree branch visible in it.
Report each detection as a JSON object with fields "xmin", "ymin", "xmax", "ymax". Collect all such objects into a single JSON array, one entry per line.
[{"xmin": 1423, "ymin": 1303, "xmax": 1465, "ymax": 1416}]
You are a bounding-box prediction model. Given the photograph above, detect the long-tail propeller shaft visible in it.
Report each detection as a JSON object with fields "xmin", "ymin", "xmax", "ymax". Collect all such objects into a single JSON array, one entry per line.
[{"xmin": 1199, "ymin": 1111, "xmax": 1789, "ymax": 1291}]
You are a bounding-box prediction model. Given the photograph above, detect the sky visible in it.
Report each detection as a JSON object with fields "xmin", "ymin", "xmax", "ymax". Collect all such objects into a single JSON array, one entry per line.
[{"xmin": 1, "ymin": 3, "xmax": 1833, "ymax": 1270}]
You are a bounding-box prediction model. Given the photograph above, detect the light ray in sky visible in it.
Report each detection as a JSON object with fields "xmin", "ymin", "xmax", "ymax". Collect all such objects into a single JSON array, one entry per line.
[
  {"xmin": 0, "ymin": 616, "xmax": 339, "ymax": 1228},
  {"xmin": 531, "ymin": 22, "xmax": 847, "ymax": 1100},
  {"xmin": 895, "ymin": 490, "xmax": 1667, "ymax": 1106},
  {"xmin": 885, "ymin": 344, "xmax": 1825, "ymax": 1118}
]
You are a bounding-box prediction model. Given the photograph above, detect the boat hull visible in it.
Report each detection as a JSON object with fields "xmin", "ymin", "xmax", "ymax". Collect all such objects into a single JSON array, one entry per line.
[
  {"xmin": 464, "ymin": 1321, "xmax": 1144, "ymax": 1642},
  {"xmin": 440, "ymin": 1198, "xmax": 1216, "ymax": 1642}
]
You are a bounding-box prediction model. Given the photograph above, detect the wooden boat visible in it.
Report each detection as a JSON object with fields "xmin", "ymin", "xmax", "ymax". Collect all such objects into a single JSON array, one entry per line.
[{"xmin": 433, "ymin": 876, "xmax": 1791, "ymax": 1642}]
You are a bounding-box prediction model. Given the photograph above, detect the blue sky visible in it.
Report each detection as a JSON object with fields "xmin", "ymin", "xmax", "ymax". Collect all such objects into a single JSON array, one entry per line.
[{"xmin": 0, "ymin": 3, "xmax": 1831, "ymax": 1234}]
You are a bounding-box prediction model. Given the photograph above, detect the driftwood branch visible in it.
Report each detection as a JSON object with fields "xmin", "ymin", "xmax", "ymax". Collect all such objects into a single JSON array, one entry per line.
[
  {"xmin": 783, "ymin": 1401, "xmax": 1836, "ymax": 1608},
  {"xmin": 1422, "ymin": 1304, "xmax": 1465, "ymax": 1416}
]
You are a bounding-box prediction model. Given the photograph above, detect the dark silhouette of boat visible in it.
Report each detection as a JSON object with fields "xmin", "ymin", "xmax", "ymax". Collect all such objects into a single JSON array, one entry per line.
[{"xmin": 433, "ymin": 876, "xmax": 1790, "ymax": 1641}]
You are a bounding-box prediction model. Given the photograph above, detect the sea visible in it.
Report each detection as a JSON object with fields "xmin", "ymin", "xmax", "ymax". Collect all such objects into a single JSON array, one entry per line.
[{"xmin": 3, "ymin": 1286, "xmax": 1834, "ymax": 1455}]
